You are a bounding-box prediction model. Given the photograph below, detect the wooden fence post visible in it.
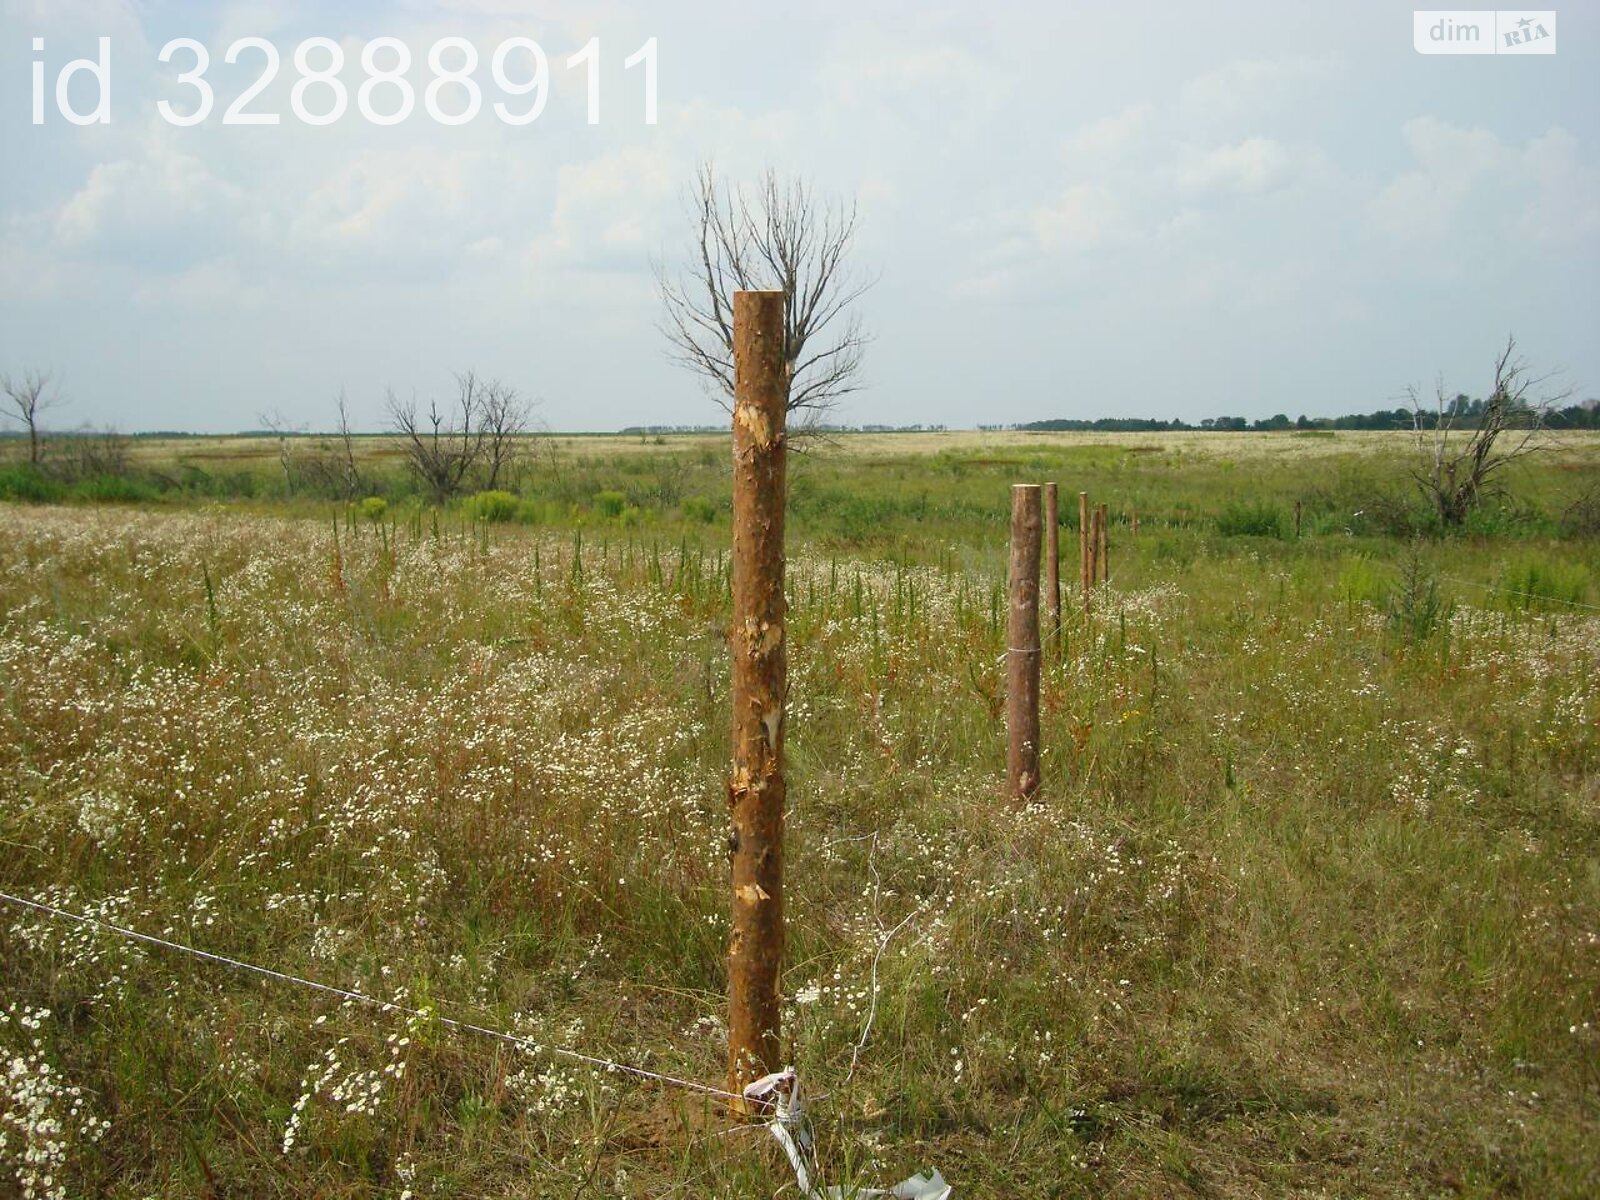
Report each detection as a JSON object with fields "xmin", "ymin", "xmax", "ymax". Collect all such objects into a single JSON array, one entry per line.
[
  {"xmin": 1007, "ymin": 484, "xmax": 1042, "ymax": 799},
  {"xmin": 1078, "ymin": 491, "xmax": 1091, "ymax": 609},
  {"xmin": 1295, "ymin": 499, "xmax": 1303, "ymax": 539},
  {"xmin": 1096, "ymin": 503, "xmax": 1109, "ymax": 584},
  {"xmin": 727, "ymin": 290, "xmax": 787, "ymax": 1106},
  {"xmin": 1043, "ymin": 482, "xmax": 1060, "ymax": 648}
]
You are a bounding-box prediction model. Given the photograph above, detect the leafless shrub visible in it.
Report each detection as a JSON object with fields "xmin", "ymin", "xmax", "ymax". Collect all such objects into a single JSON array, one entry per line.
[
  {"xmin": 1408, "ymin": 336, "xmax": 1566, "ymax": 528},
  {"xmin": 387, "ymin": 372, "xmax": 533, "ymax": 502},
  {"xmin": 64, "ymin": 425, "xmax": 131, "ymax": 480},
  {"xmin": 258, "ymin": 409, "xmax": 304, "ymax": 494},
  {"xmin": 332, "ymin": 391, "xmax": 364, "ymax": 499}
]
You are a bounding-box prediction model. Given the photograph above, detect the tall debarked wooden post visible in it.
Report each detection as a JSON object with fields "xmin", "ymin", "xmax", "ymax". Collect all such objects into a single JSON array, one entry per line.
[
  {"xmin": 727, "ymin": 290, "xmax": 787, "ymax": 1106},
  {"xmin": 1096, "ymin": 502, "xmax": 1109, "ymax": 584},
  {"xmin": 1043, "ymin": 482, "xmax": 1061, "ymax": 649},
  {"xmin": 1078, "ymin": 491, "xmax": 1092, "ymax": 610},
  {"xmin": 1007, "ymin": 484, "xmax": 1042, "ymax": 799}
]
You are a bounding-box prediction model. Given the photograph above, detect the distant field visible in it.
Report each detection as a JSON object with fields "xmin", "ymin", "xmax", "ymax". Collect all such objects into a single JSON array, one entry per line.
[
  {"xmin": 111, "ymin": 427, "xmax": 1600, "ymax": 469},
  {"xmin": 2, "ymin": 431, "xmax": 1598, "ymax": 1197},
  {"xmin": 61, "ymin": 428, "xmax": 1600, "ymax": 557}
]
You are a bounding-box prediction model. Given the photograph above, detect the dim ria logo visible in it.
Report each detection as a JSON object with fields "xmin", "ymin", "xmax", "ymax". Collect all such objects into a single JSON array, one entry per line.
[{"xmin": 1414, "ymin": 10, "xmax": 1556, "ymax": 54}]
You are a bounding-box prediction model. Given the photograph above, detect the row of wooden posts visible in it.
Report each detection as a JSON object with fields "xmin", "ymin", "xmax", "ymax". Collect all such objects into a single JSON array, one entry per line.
[
  {"xmin": 1007, "ymin": 484, "xmax": 1116, "ymax": 801},
  {"xmin": 720, "ymin": 289, "xmax": 1132, "ymax": 1105}
]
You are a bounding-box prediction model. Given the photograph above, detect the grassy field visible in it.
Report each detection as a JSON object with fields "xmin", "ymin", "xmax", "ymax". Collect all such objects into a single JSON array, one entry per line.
[
  {"xmin": 13, "ymin": 427, "xmax": 1598, "ymax": 548},
  {"xmin": 2, "ymin": 431, "xmax": 1598, "ymax": 1197}
]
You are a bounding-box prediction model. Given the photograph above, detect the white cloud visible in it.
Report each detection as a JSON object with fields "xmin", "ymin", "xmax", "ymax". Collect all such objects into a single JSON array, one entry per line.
[
  {"xmin": 1515, "ymin": 128, "xmax": 1600, "ymax": 243},
  {"xmin": 212, "ymin": 1, "xmax": 297, "ymax": 49},
  {"xmin": 51, "ymin": 126, "xmax": 246, "ymax": 257},
  {"xmin": 816, "ymin": 34, "xmax": 1010, "ymax": 144},
  {"xmin": 1061, "ymin": 105, "xmax": 1157, "ymax": 165},
  {"xmin": 528, "ymin": 143, "xmax": 678, "ymax": 268},
  {"xmin": 1177, "ymin": 137, "xmax": 1296, "ymax": 195},
  {"xmin": 1369, "ymin": 117, "xmax": 1599, "ymax": 245},
  {"xmin": 0, "ymin": 220, "xmax": 72, "ymax": 301},
  {"xmin": 1030, "ymin": 183, "xmax": 1129, "ymax": 252},
  {"xmin": 12, "ymin": 0, "xmax": 142, "ymax": 34},
  {"xmin": 290, "ymin": 147, "xmax": 477, "ymax": 250},
  {"xmin": 1178, "ymin": 55, "xmax": 1335, "ymax": 128},
  {"xmin": 132, "ymin": 257, "xmax": 269, "ymax": 309}
]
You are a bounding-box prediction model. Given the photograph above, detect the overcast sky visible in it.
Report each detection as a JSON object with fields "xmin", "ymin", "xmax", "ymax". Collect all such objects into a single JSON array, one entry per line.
[{"xmin": 2, "ymin": 0, "xmax": 1596, "ymax": 432}]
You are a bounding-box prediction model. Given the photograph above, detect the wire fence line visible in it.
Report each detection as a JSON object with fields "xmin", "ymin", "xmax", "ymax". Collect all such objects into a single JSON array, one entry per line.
[
  {"xmin": 1431, "ymin": 572, "xmax": 1600, "ymax": 615},
  {"xmin": 0, "ymin": 889, "xmax": 762, "ymax": 1109}
]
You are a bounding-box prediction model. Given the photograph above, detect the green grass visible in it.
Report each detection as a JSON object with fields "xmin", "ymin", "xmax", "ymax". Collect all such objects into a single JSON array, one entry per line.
[{"xmin": 1, "ymin": 432, "xmax": 1598, "ymax": 1197}]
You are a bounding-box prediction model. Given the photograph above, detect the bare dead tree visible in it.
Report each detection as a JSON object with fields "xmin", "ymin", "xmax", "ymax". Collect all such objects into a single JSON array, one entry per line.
[
  {"xmin": 479, "ymin": 379, "xmax": 535, "ymax": 491},
  {"xmin": 1407, "ymin": 336, "xmax": 1567, "ymax": 527},
  {"xmin": 2, "ymin": 370, "xmax": 62, "ymax": 465},
  {"xmin": 386, "ymin": 372, "xmax": 491, "ymax": 502},
  {"xmin": 258, "ymin": 409, "xmax": 304, "ymax": 494},
  {"xmin": 266, "ymin": 394, "xmax": 370, "ymax": 500},
  {"xmin": 334, "ymin": 391, "xmax": 364, "ymax": 499},
  {"xmin": 656, "ymin": 164, "xmax": 874, "ymax": 432}
]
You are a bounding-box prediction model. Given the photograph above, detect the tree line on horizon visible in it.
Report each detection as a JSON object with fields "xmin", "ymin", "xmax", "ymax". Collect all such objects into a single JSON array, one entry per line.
[{"xmin": 1007, "ymin": 392, "xmax": 1600, "ymax": 434}]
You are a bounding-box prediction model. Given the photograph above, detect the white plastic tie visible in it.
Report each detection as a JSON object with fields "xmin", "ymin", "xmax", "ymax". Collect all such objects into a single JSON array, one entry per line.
[{"xmin": 743, "ymin": 1067, "xmax": 953, "ymax": 1199}]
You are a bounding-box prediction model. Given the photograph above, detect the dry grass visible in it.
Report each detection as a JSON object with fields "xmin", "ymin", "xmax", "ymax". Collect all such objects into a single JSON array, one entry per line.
[{"xmin": 1, "ymin": 452, "xmax": 1597, "ymax": 1196}]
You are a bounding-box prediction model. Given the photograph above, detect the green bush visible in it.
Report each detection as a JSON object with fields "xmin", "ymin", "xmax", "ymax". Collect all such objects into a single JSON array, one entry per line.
[
  {"xmin": 593, "ymin": 490, "xmax": 627, "ymax": 519},
  {"xmin": 359, "ymin": 496, "xmax": 388, "ymax": 522},
  {"xmin": 1462, "ymin": 499, "xmax": 1548, "ymax": 539},
  {"xmin": 1336, "ymin": 555, "xmax": 1387, "ymax": 608},
  {"xmin": 1499, "ymin": 556, "xmax": 1589, "ymax": 612},
  {"xmin": 680, "ymin": 496, "xmax": 717, "ymax": 524},
  {"xmin": 1355, "ymin": 491, "xmax": 1436, "ymax": 539},
  {"xmin": 1560, "ymin": 488, "xmax": 1600, "ymax": 538},
  {"xmin": 469, "ymin": 490, "xmax": 519, "ymax": 523},
  {"xmin": 1216, "ymin": 501, "xmax": 1285, "ymax": 538},
  {"xmin": 71, "ymin": 473, "xmax": 159, "ymax": 504},
  {"xmin": 0, "ymin": 464, "xmax": 65, "ymax": 503},
  {"xmin": 514, "ymin": 499, "xmax": 549, "ymax": 525},
  {"xmin": 1385, "ymin": 546, "xmax": 1452, "ymax": 642}
]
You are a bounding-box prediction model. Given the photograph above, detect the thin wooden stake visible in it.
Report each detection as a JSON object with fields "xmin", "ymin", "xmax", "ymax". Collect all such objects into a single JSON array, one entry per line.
[
  {"xmin": 726, "ymin": 290, "xmax": 787, "ymax": 1108},
  {"xmin": 1043, "ymin": 482, "xmax": 1060, "ymax": 649},
  {"xmin": 1096, "ymin": 502, "xmax": 1109, "ymax": 584},
  {"xmin": 1007, "ymin": 484, "xmax": 1043, "ymax": 800},
  {"xmin": 1078, "ymin": 491, "xmax": 1091, "ymax": 610},
  {"xmin": 1087, "ymin": 504, "xmax": 1101, "ymax": 591}
]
